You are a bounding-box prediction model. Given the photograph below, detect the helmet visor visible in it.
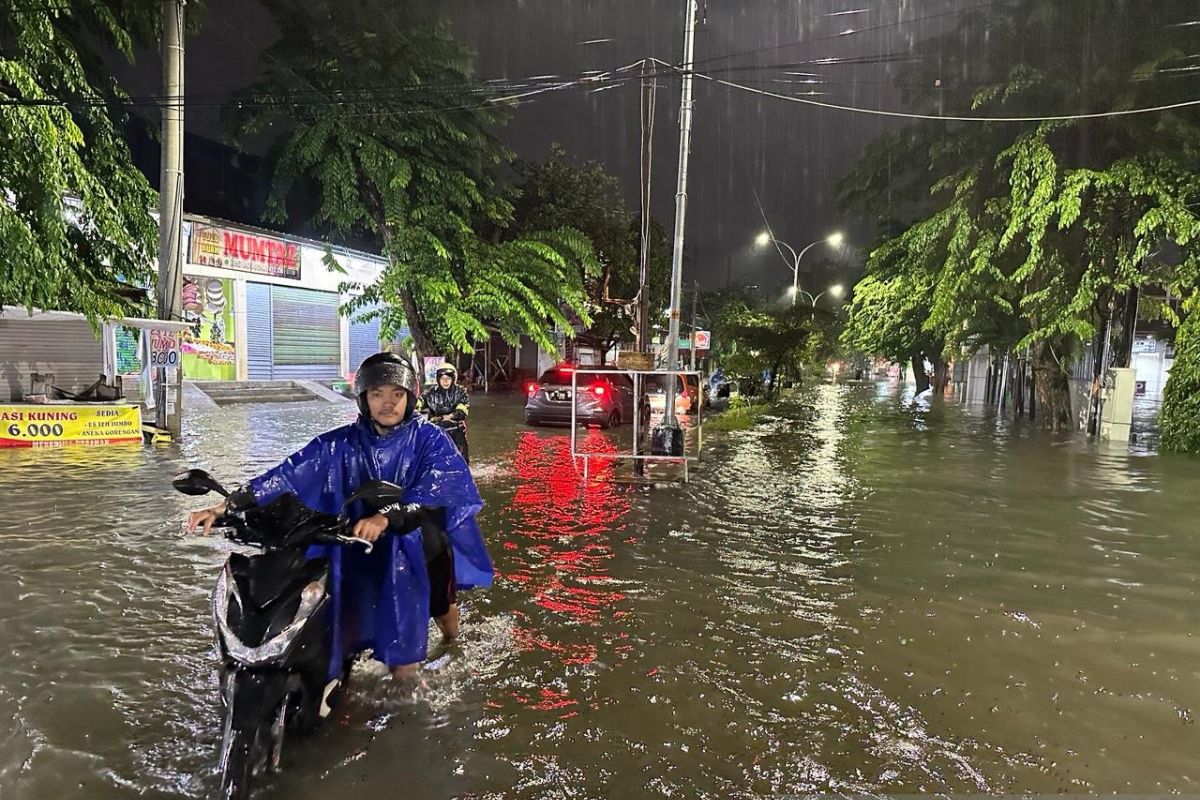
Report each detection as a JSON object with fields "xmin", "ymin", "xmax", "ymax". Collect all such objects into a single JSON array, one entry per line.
[{"xmin": 355, "ymin": 360, "xmax": 414, "ymax": 396}]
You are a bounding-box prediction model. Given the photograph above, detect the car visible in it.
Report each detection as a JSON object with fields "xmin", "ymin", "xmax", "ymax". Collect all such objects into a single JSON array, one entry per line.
[
  {"xmin": 524, "ymin": 364, "xmax": 642, "ymax": 428},
  {"xmin": 646, "ymin": 373, "xmax": 704, "ymax": 416}
]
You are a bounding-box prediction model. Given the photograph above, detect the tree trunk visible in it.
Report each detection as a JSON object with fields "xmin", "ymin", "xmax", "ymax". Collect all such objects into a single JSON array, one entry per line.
[
  {"xmin": 911, "ymin": 352, "xmax": 931, "ymax": 394},
  {"xmin": 1031, "ymin": 340, "xmax": 1074, "ymax": 430},
  {"xmin": 930, "ymin": 353, "xmax": 949, "ymax": 396},
  {"xmin": 378, "ymin": 227, "xmax": 436, "ymax": 364}
]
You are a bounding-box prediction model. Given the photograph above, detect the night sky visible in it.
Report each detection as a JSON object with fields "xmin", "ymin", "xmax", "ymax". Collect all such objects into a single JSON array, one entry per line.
[{"xmin": 123, "ymin": 0, "xmax": 969, "ymax": 294}]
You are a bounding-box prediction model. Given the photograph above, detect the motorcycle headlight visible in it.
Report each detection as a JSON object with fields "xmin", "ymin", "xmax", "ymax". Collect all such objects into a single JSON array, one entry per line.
[{"xmin": 214, "ymin": 570, "xmax": 328, "ymax": 667}]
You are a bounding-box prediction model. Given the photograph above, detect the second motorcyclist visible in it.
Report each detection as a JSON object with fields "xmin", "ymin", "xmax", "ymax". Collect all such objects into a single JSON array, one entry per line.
[{"xmin": 417, "ymin": 362, "xmax": 471, "ymax": 464}]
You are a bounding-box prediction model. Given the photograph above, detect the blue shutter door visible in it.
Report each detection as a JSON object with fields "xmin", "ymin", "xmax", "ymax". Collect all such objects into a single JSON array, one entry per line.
[
  {"xmin": 349, "ymin": 306, "xmax": 383, "ymax": 373},
  {"xmin": 246, "ymin": 282, "xmax": 273, "ymax": 380},
  {"xmin": 270, "ymin": 286, "xmax": 340, "ymax": 379}
]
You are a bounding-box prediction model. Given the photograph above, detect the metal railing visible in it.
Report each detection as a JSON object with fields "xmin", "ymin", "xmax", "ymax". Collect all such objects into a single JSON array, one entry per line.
[{"xmin": 568, "ymin": 367, "xmax": 704, "ymax": 483}]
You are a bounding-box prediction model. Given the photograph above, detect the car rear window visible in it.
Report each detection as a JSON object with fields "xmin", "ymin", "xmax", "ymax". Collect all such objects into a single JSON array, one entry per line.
[
  {"xmin": 539, "ymin": 367, "xmax": 631, "ymax": 389},
  {"xmin": 646, "ymin": 375, "xmax": 685, "ymax": 393},
  {"xmin": 539, "ymin": 369, "xmax": 575, "ymax": 386}
]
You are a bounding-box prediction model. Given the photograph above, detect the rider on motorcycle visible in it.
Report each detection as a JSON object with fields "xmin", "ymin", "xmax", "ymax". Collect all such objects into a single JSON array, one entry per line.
[
  {"xmin": 416, "ymin": 363, "xmax": 470, "ymax": 464},
  {"xmin": 188, "ymin": 351, "xmax": 492, "ymax": 680}
]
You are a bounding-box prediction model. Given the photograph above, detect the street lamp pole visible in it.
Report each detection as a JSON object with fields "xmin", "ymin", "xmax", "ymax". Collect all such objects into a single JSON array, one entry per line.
[
  {"xmin": 797, "ymin": 284, "xmax": 844, "ymax": 306},
  {"xmin": 757, "ymin": 231, "xmax": 844, "ymax": 306}
]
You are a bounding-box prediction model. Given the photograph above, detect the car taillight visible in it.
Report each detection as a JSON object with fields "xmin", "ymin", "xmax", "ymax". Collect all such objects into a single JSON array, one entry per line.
[
  {"xmin": 526, "ymin": 382, "xmax": 539, "ymax": 396},
  {"xmin": 592, "ymin": 384, "xmax": 607, "ymax": 397}
]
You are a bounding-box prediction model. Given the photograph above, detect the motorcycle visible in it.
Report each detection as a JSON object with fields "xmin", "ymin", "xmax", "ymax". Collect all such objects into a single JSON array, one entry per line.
[
  {"xmin": 429, "ymin": 417, "xmax": 470, "ymax": 464},
  {"xmin": 173, "ymin": 469, "xmax": 404, "ymax": 799}
]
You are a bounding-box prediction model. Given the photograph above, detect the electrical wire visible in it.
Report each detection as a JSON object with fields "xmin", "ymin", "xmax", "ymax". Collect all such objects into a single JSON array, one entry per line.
[{"xmin": 649, "ymin": 58, "xmax": 1200, "ymax": 123}]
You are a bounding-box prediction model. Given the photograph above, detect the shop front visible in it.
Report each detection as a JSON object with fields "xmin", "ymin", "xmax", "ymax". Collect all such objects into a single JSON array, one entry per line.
[{"xmin": 176, "ymin": 218, "xmax": 387, "ymax": 382}]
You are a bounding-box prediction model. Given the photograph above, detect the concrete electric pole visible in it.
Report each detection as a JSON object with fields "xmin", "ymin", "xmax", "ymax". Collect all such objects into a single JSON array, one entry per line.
[
  {"xmin": 652, "ymin": 0, "xmax": 699, "ymax": 458},
  {"xmin": 156, "ymin": 0, "xmax": 185, "ymax": 435}
]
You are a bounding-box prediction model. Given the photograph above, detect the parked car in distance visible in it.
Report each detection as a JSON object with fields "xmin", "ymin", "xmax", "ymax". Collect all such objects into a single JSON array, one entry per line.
[
  {"xmin": 524, "ymin": 364, "xmax": 642, "ymax": 428},
  {"xmin": 646, "ymin": 373, "xmax": 705, "ymax": 416}
]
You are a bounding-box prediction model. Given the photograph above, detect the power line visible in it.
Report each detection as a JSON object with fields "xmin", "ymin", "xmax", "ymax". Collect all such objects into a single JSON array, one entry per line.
[{"xmin": 650, "ymin": 58, "xmax": 1200, "ymax": 124}]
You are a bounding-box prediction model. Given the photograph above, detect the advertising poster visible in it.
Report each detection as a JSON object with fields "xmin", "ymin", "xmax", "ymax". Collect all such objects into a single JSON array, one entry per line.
[
  {"xmin": 181, "ymin": 275, "xmax": 236, "ymax": 381},
  {"xmin": 115, "ymin": 326, "xmax": 141, "ymax": 377},
  {"xmin": 0, "ymin": 405, "xmax": 143, "ymax": 448},
  {"xmin": 423, "ymin": 356, "xmax": 445, "ymax": 388}
]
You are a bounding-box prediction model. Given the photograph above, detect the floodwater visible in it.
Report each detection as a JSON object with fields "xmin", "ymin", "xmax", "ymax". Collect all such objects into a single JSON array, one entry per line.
[{"xmin": 1, "ymin": 381, "xmax": 1198, "ymax": 798}]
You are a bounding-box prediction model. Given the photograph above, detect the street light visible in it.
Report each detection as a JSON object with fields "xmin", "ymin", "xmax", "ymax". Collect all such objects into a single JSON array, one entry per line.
[
  {"xmin": 755, "ymin": 231, "xmax": 845, "ymax": 306},
  {"xmin": 794, "ymin": 283, "xmax": 845, "ymax": 306}
]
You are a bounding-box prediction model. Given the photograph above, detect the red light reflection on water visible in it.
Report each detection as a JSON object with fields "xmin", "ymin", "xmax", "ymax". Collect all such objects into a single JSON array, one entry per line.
[{"xmin": 495, "ymin": 432, "xmax": 634, "ymax": 713}]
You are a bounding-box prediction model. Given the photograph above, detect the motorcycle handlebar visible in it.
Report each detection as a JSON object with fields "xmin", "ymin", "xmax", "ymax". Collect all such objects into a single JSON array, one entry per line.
[{"xmin": 313, "ymin": 530, "xmax": 375, "ymax": 554}]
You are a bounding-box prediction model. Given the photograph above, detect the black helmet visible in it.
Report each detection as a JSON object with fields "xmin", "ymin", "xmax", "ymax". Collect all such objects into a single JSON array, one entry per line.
[
  {"xmin": 434, "ymin": 362, "xmax": 457, "ymax": 383},
  {"xmin": 355, "ymin": 351, "xmax": 417, "ymax": 422}
]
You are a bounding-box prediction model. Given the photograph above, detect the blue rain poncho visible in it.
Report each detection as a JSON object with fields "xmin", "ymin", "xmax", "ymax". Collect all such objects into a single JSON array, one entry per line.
[{"xmin": 249, "ymin": 415, "xmax": 492, "ymax": 671}]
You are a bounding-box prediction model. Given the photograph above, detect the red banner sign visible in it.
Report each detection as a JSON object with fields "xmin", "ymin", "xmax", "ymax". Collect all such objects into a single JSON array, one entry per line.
[{"xmin": 190, "ymin": 224, "xmax": 301, "ymax": 280}]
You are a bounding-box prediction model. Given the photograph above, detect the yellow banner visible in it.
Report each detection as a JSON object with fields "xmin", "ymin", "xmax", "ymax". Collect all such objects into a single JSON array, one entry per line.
[{"xmin": 0, "ymin": 404, "xmax": 143, "ymax": 448}]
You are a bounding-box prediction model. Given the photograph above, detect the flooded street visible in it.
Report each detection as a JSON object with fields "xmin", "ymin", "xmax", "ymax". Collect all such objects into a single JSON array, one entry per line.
[{"xmin": 2, "ymin": 381, "xmax": 1199, "ymax": 798}]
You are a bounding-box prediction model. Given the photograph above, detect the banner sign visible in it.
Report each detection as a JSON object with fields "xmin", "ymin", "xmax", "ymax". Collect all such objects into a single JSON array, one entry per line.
[
  {"xmin": 181, "ymin": 275, "xmax": 236, "ymax": 380},
  {"xmin": 423, "ymin": 356, "xmax": 445, "ymax": 386},
  {"xmin": 0, "ymin": 405, "xmax": 143, "ymax": 447},
  {"xmin": 149, "ymin": 329, "xmax": 181, "ymax": 368},
  {"xmin": 190, "ymin": 224, "xmax": 301, "ymax": 280}
]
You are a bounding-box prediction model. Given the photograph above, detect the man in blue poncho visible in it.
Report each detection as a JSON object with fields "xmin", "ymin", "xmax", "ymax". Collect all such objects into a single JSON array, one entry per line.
[{"xmin": 188, "ymin": 351, "xmax": 493, "ymax": 680}]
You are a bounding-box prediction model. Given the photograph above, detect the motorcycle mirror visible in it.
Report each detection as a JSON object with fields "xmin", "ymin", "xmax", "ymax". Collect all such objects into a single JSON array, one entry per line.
[
  {"xmin": 172, "ymin": 468, "xmax": 229, "ymax": 497},
  {"xmin": 342, "ymin": 480, "xmax": 404, "ymax": 511}
]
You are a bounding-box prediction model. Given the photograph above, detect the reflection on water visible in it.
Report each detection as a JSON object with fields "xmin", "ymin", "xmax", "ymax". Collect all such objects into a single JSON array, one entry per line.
[{"xmin": 1, "ymin": 386, "xmax": 1199, "ymax": 798}]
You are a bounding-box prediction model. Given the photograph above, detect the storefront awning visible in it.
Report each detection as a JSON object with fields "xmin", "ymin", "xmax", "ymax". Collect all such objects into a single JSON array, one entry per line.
[{"xmin": 2, "ymin": 306, "xmax": 192, "ymax": 382}]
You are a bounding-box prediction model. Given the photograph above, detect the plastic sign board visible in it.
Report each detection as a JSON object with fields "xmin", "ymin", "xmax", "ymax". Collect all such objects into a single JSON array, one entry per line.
[
  {"xmin": 0, "ymin": 405, "xmax": 143, "ymax": 447},
  {"xmin": 678, "ymin": 331, "xmax": 712, "ymax": 350},
  {"xmin": 423, "ymin": 357, "xmax": 445, "ymax": 386},
  {"xmin": 190, "ymin": 224, "xmax": 301, "ymax": 280},
  {"xmin": 149, "ymin": 329, "xmax": 181, "ymax": 368}
]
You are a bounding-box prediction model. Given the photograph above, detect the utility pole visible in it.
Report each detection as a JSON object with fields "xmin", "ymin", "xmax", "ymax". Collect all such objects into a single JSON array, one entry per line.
[
  {"xmin": 636, "ymin": 60, "xmax": 657, "ymax": 355},
  {"xmin": 652, "ymin": 0, "xmax": 698, "ymax": 458},
  {"xmin": 689, "ymin": 280, "xmax": 699, "ymax": 371},
  {"xmin": 156, "ymin": 0, "xmax": 185, "ymax": 436}
]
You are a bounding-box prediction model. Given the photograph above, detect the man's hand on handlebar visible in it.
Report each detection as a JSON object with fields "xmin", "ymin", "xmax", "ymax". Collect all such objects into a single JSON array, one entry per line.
[
  {"xmin": 187, "ymin": 501, "xmax": 228, "ymax": 535},
  {"xmin": 352, "ymin": 513, "xmax": 389, "ymax": 543}
]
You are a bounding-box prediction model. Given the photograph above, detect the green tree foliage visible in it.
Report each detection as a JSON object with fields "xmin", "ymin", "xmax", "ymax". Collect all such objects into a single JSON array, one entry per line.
[
  {"xmin": 511, "ymin": 146, "xmax": 670, "ymax": 361},
  {"xmin": 0, "ymin": 1, "xmax": 161, "ymax": 321},
  {"xmin": 228, "ymin": 0, "xmax": 596, "ymax": 359},
  {"xmin": 840, "ymin": 242, "xmax": 948, "ymax": 393},
  {"xmin": 715, "ymin": 300, "xmax": 838, "ymax": 396},
  {"xmin": 840, "ymin": 0, "xmax": 1200, "ymax": 430},
  {"xmin": 1160, "ymin": 294, "xmax": 1200, "ymax": 453}
]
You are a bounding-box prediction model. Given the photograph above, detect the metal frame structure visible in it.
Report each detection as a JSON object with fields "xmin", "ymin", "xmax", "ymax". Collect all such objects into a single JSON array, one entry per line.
[{"xmin": 568, "ymin": 367, "xmax": 704, "ymax": 483}]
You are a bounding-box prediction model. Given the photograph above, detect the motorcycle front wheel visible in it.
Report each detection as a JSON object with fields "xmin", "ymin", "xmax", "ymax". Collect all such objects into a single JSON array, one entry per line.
[{"xmin": 218, "ymin": 724, "xmax": 262, "ymax": 800}]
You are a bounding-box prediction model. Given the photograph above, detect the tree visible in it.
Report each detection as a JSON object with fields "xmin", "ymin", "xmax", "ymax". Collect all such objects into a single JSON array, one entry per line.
[
  {"xmin": 840, "ymin": 0, "xmax": 1200, "ymax": 430},
  {"xmin": 715, "ymin": 301, "xmax": 837, "ymax": 397},
  {"xmin": 228, "ymin": 0, "xmax": 596, "ymax": 361},
  {"xmin": 0, "ymin": 1, "xmax": 162, "ymax": 322},
  {"xmin": 1160, "ymin": 293, "xmax": 1200, "ymax": 453},
  {"xmin": 511, "ymin": 147, "xmax": 670, "ymax": 362},
  {"xmin": 843, "ymin": 274, "xmax": 938, "ymax": 395}
]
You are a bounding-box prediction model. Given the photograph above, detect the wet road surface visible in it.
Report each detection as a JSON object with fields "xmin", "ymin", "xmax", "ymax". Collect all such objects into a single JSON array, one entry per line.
[{"xmin": 1, "ymin": 382, "xmax": 1198, "ymax": 797}]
